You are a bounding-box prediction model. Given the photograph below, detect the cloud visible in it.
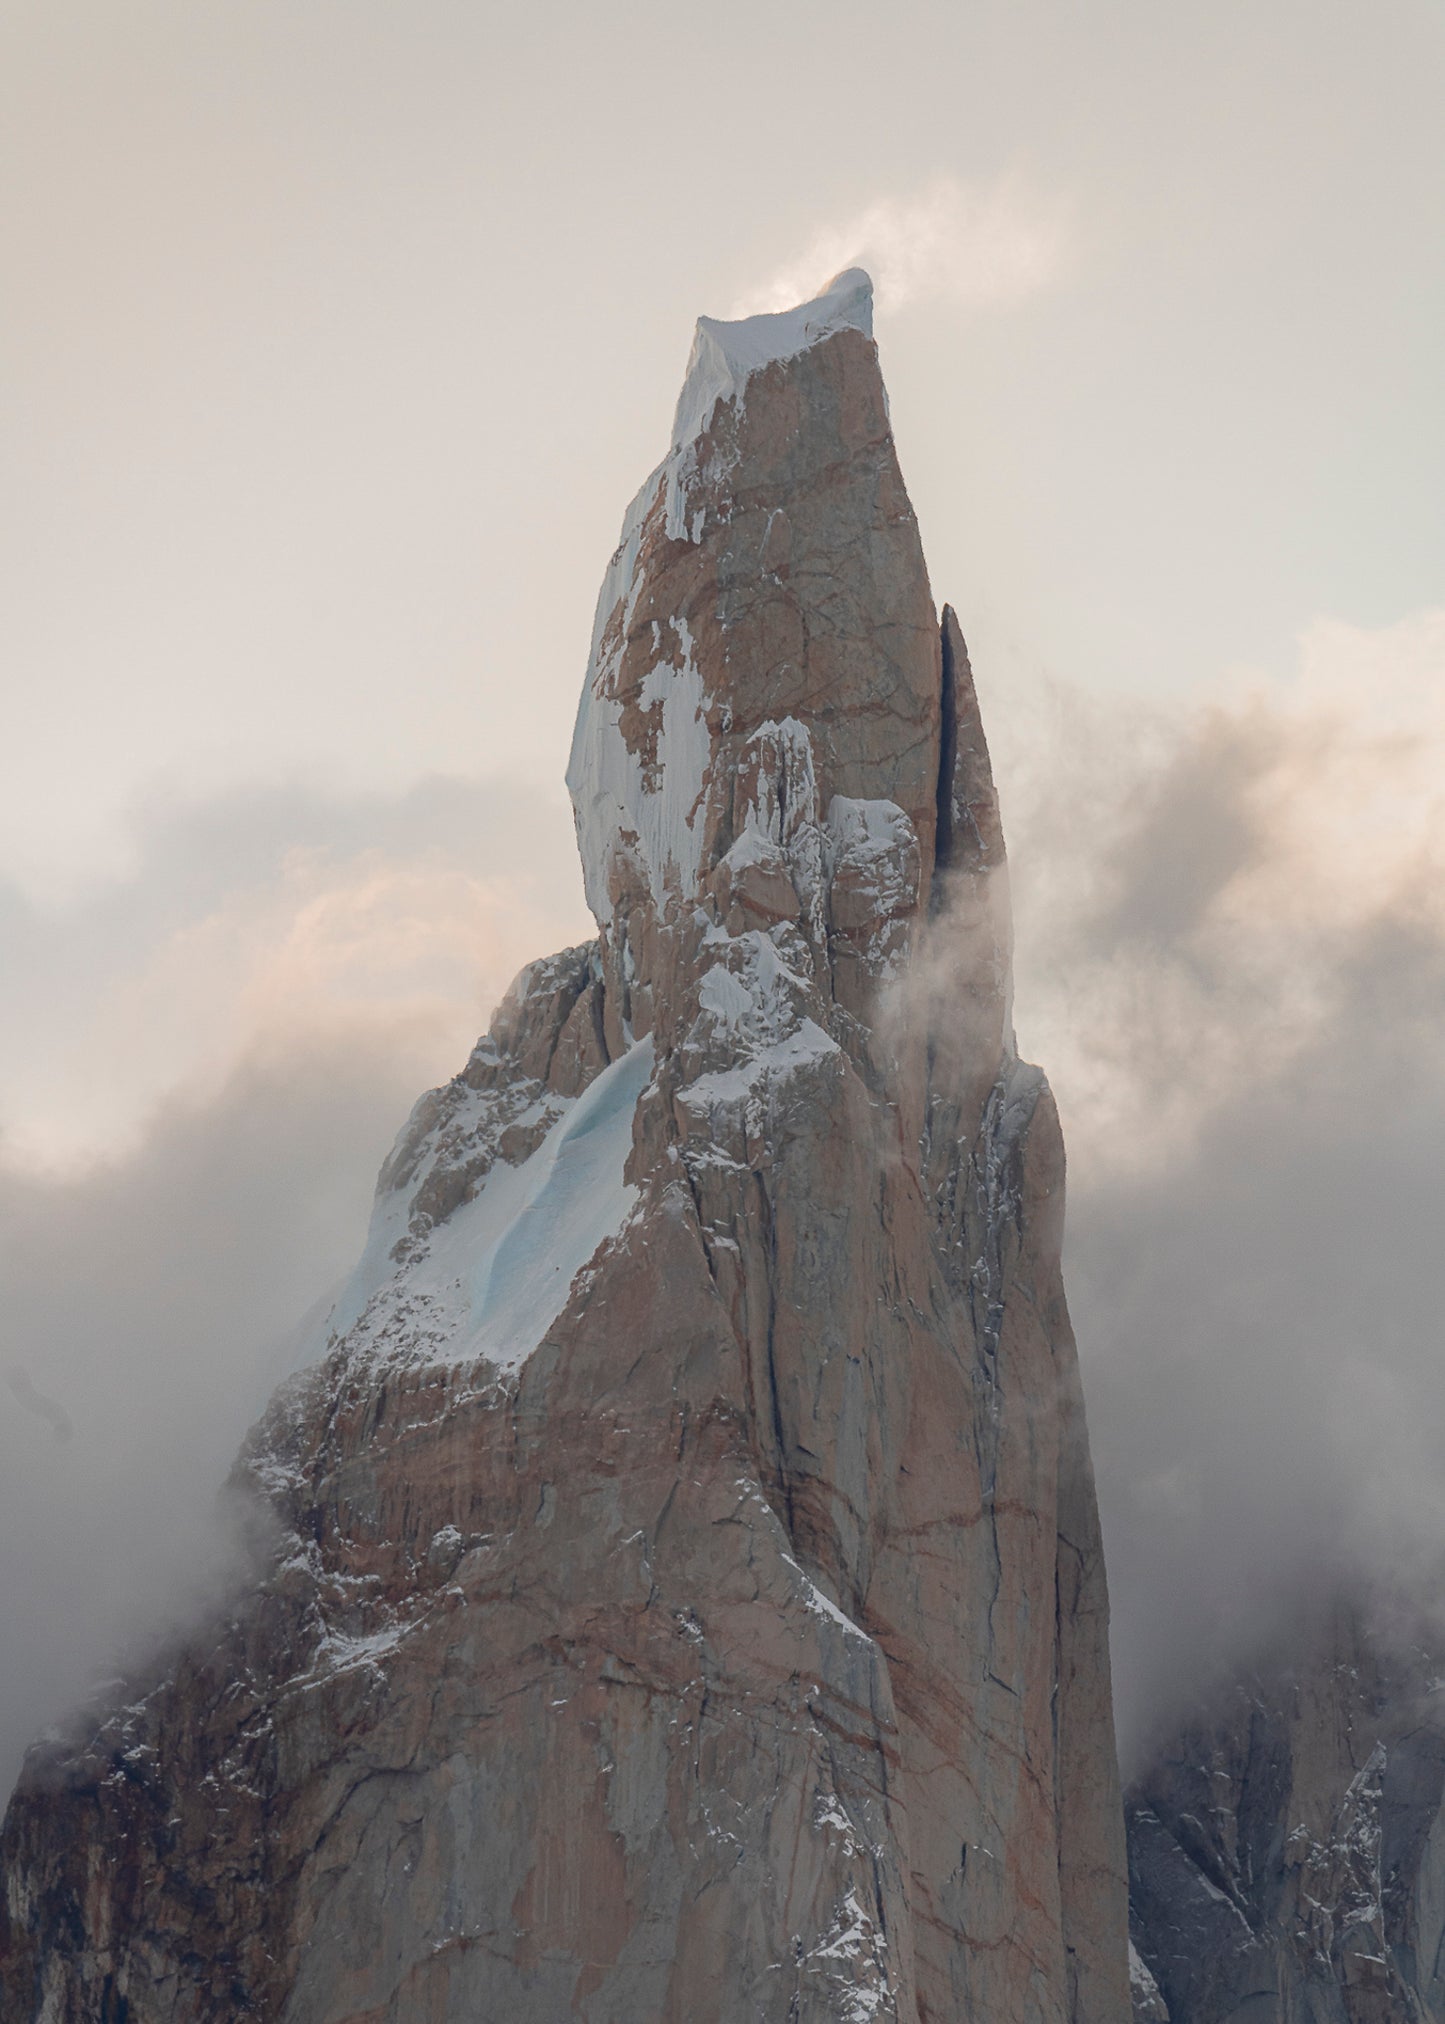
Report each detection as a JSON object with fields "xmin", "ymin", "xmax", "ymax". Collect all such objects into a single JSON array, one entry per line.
[
  {"xmin": 0, "ymin": 774, "xmax": 591, "ymax": 1167},
  {"xmin": 0, "ymin": 1016, "xmax": 429, "ymax": 1797},
  {"xmin": 988, "ymin": 606, "xmax": 1445, "ymax": 1767},
  {"xmin": 730, "ymin": 171, "xmax": 1073, "ymax": 318}
]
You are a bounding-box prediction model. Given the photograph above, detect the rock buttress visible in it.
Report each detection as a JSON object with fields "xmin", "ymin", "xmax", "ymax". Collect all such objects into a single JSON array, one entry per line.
[{"xmin": 1, "ymin": 271, "xmax": 1130, "ymax": 2024}]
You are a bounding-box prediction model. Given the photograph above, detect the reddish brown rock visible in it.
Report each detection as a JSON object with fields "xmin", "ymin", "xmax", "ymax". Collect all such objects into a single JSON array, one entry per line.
[{"xmin": 1, "ymin": 270, "xmax": 1129, "ymax": 2023}]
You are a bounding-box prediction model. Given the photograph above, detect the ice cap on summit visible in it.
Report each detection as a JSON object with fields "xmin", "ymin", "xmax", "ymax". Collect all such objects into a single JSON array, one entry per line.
[
  {"xmin": 568, "ymin": 267, "xmax": 880, "ymax": 928},
  {"xmin": 670, "ymin": 267, "xmax": 875, "ymax": 451}
]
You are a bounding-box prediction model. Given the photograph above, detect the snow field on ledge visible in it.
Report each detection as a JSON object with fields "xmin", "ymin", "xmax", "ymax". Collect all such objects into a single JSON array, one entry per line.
[{"xmin": 326, "ymin": 1038, "xmax": 654, "ymax": 1378}]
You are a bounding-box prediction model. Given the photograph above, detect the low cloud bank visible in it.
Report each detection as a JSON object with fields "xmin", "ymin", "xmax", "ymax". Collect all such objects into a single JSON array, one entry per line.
[
  {"xmin": 0, "ymin": 1017, "xmax": 440, "ymax": 1795},
  {"xmin": 0, "ymin": 773, "xmax": 589, "ymax": 1166},
  {"xmin": 996, "ymin": 609, "xmax": 1445, "ymax": 1768}
]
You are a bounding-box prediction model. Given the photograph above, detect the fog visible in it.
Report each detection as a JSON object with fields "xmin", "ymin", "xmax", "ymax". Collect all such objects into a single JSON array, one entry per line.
[{"xmin": 997, "ymin": 609, "xmax": 1445, "ymax": 1769}]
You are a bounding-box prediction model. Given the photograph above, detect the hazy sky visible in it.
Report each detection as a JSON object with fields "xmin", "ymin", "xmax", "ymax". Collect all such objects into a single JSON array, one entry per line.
[
  {"xmin": 2, "ymin": 0, "xmax": 1442, "ymax": 1792},
  {"xmin": 6, "ymin": 0, "xmax": 1442, "ymax": 915}
]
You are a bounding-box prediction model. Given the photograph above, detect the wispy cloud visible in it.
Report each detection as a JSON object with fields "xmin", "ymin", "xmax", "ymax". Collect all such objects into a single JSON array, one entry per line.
[
  {"xmin": 1002, "ymin": 609, "xmax": 1445, "ymax": 1177},
  {"xmin": 731, "ymin": 171, "xmax": 1074, "ymax": 318},
  {"xmin": 988, "ymin": 606, "xmax": 1445, "ymax": 1764},
  {"xmin": 0, "ymin": 776, "xmax": 590, "ymax": 1169}
]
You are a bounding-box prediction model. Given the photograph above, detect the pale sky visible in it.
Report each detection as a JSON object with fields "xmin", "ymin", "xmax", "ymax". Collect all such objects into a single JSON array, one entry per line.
[
  {"xmin": 1, "ymin": 0, "xmax": 1443, "ymax": 1790},
  {"xmin": 4, "ymin": 0, "xmax": 1443, "ymax": 1160},
  {"xmin": 6, "ymin": 0, "xmax": 1443, "ymax": 900}
]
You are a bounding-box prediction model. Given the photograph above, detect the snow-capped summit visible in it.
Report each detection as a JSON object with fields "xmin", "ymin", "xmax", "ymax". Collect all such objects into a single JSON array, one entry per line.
[
  {"xmin": 1, "ymin": 275, "xmax": 1129, "ymax": 2024},
  {"xmin": 670, "ymin": 265, "xmax": 874, "ymax": 451}
]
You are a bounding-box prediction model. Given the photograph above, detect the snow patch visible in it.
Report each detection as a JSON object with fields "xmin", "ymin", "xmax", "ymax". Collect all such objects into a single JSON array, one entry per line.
[
  {"xmin": 310, "ymin": 1619, "xmax": 415, "ymax": 1679},
  {"xmin": 680, "ymin": 935, "xmax": 845, "ymax": 1157},
  {"xmin": 720, "ymin": 822, "xmax": 784, "ymax": 875},
  {"xmin": 327, "ymin": 1040, "xmax": 653, "ymax": 1376},
  {"xmin": 825, "ymin": 798, "xmax": 919, "ymax": 912},
  {"xmin": 683, "ymin": 1021, "xmax": 839, "ymax": 1113},
  {"xmin": 421, "ymin": 1037, "xmax": 652, "ymax": 1372},
  {"xmin": 696, "ymin": 933, "xmax": 809, "ymax": 1045},
  {"xmin": 1129, "ymin": 1941, "xmax": 1167, "ymax": 2013},
  {"xmin": 567, "ymin": 585, "xmax": 710, "ymax": 927},
  {"xmin": 801, "ymin": 1887, "xmax": 894, "ymax": 2021},
  {"xmin": 780, "ymin": 1551, "xmax": 874, "ymax": 1645}
]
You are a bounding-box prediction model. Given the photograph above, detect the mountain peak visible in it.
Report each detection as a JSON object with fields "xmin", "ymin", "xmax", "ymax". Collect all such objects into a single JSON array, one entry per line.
[
  {"xmin": 566, "ymin": 265, "xmax": 934, "ymax": 1032},
  {"xmin": 671, "ymin": 266, "xmax": 875, "ymax": 450},
  {"xmin": 1, "ymin": 272, "xmax": 1129, "ymax": 2024}
]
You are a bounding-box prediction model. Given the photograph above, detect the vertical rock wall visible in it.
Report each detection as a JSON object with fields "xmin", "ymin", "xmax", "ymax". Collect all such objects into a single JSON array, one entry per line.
[{"xmin": 1, "ymin": 273, "xmax": 1130, "ymax": 2024}]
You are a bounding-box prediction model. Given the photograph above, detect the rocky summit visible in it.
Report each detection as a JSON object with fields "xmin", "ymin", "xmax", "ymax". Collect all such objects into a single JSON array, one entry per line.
[{"xmin": 0, "ymin": 271, "xmax": 1130, "ymax": 2022}]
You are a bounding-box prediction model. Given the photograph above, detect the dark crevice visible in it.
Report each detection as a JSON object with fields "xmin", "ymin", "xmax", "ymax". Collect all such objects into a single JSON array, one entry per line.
[
  {"xmin": 539, "ymin": 958, "xmax": 593, "ymax": 1087},
  {"xmin": 589, "ymin": 966, "xmax": 612, "ymax": 1069},
  {"xmin": 755, "ymin": 1173, "xmax": 795, "ymax": 1539},
  {"xmin": 931, "ymin": 605, "xmax": 960, "ymax": 909},
  {"xmin": 675, "ymin": 1144, "xmax": 722, "ymax": 1293}
]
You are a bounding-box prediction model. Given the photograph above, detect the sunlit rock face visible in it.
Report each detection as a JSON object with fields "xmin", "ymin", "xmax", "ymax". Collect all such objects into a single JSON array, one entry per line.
[
  {"xmin": 0, "ymin": 272, "xmax": 1129, "ymax": 2024},
  {"xmin": 1128, "ymin": 1600, "xmax": 1445, "ymax": 2024}
]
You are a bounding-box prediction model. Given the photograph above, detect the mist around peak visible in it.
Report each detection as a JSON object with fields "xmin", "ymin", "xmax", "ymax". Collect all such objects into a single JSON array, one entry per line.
[
  {"xmin": 2, "ymin": 608, "xmax": 1441, "ymax": 1803},
  {"xmin": 995, "ymin": 605, "xmax": 1445, "ymax": 1767}
]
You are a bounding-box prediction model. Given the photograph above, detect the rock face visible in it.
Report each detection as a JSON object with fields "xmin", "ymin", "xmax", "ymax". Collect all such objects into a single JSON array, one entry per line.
[
  {"xmin": 1, "ymin": 271, "xmax": 1130, "ymax": 2023},
  {"xmin": 1127, "ymin": 1601, "xmax": 1445, "ymax": 2023}
]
